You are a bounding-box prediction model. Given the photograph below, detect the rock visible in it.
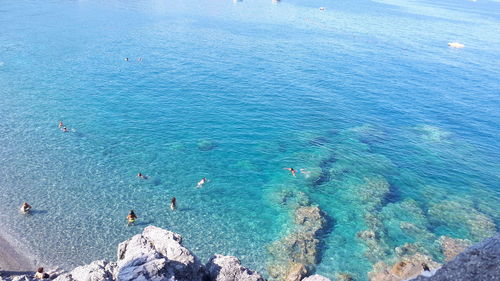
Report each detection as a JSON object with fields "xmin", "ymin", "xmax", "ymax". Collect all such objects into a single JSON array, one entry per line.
[
  {"xmin": 115, "ymin": 226, "xmax": 205, "ymax": 281},
  {"xmin": 394, "ymin": 243, "xmax": 420, "ymax": 258},
  {"xmin": 10, "ymin": 276, "xmax": 33, "ymax": 281},
  {"xmin": 334, "ymin": 272, "xmax": 354, "ymax": 281},
  {"xmin": 411, "ymin": 233, "xmax": 500, "ymax": 281},
  {"xmin": 205, "ymin": 255, "xmax": 265, "ymax": 281},
  {"xmin": 267, "ymin": 201, "xmax": 326, "ymax": 281},
  {"xmin": 54, "ymin": 260, "xmax": 115, "ymax": 281},
  {"xmin": 428, "ymin": 200, "xmax": 496, "ymax": 241},
  {"xmin": 301, "ymin": 274, "xmax": 331, "ymax": 281},
  {"xmin": 438, "ymin": 236, "xmax": 472, "ymax": 262},
  {"xmin": 284, "ymin": 263, "xmax": 307, "ymax": 281},
  {"xmin": 357, "ymin": 230, "xmax": 376, "ymax": 240},
  {"xmin": 197, "ymin": 140, "xmax": 216, "ymax": 151},
  {"xmin": 368, "ymin": 253, "xmax": 440, "ymax": 281}
]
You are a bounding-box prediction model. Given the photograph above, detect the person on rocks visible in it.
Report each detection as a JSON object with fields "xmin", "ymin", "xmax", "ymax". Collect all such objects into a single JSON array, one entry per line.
[
  {"xmin": 34, "ymin": 267, "xmax": 50, "ymax": 279},
  {"xmin": 20, "ymin": 202, "xmax": 32, "ymax": 214},
  {"xmin": 127, "ymin": 210, "xmax": 137, "ymax": 226},
  {"xmin": 170, "ymin": 197, "xmax": 176, "ymax": 211}
]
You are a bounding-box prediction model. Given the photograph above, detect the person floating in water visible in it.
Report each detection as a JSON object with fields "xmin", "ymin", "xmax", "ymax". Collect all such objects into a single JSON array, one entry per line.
[
  {"xmin": 58, "ymin": 121, "xmax": 64, "ymax": 129},
  {"xmin": 20, "ymin": 202, "xmax": 32, "ymax": 214},
  {"xmin": 62, "ymin": 127, "xmax": 69, "ymax": 132},
  {"xmin": 283, "ymin": 167, "xmax": 297, "ymax": 177},
  {"xmin": 170, "ymin": 197, "xmax": 176, "ymax": 210},
  {"xmin": 127, "ymin": 210, "xmax": 137, "ymax": 226},
  {"xmin": 124, "ymin": 58, "xmax": 129, "ymax": 61},
  {"xmin": 196, "ymin": 177, "xmax": 207, "ymax": 188},
  {"xmin": 137, "ymin": 172, "xmax": 147, "ymax": 179}
]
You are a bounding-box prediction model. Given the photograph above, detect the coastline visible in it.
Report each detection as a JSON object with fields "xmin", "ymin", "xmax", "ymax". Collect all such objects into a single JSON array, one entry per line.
[{"xmin": 0, "ymin": 231, "xmax": 35, "ymax": 275}]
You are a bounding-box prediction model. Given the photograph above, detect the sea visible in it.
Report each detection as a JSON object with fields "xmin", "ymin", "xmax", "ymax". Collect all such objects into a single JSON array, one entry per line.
[{"xmin": 0, "ymin": 0, "xmax": 499, "ymax": 280}]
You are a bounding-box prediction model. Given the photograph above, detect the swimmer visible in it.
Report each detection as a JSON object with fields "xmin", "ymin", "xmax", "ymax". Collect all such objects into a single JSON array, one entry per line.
[
  {"xmin": 196, "ymin": 177, "xmax": 207, "ymax": 188},
  {"xmin": 137, "ymin": 57, "xmax": 142, "ymax": 62},
  {"xmin": 62, "ymin": 127, "xmax": 69, "ymax": 132},
  {"xmin": 58, "ymin": 121, "xmax": 64, "ymax": 129},
  {"xmin": 127, "ymin": 210, "xmax": 137, "ymax": 226},
  {"xmin": 137, "ymin": 172, "xmax": 147, "ymax": 179},
  {"xmin": 20, "ymin": 202, "xmax": 32, "ymax": 214},
  {"xmin": 283, "ymin": 167, "xmax": 297, "ymax": 177},
  {"xmin": 170, "ymin": 197, "xmax": 176, "ymax": 210},
  {"xmin": 124, "ymin": 58, "xmax": 129, "ymax": 61}
]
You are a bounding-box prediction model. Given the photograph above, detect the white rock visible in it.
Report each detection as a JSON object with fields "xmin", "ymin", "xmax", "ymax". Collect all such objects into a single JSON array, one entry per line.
[
  {"xmin": 115, "ymin": 226, "xmax": 205, "ymax": 281},
  {"xmin": 205, "ymin": 255, "xmax": 265, "ymax": 281},
  {"xmin": 301, "ymin": 275, "xmax": 331, "ymax": 281}
]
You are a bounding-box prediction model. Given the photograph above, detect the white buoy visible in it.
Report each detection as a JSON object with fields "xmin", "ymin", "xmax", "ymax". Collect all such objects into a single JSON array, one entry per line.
[{"xmin": 448, "ymin": 42, "xmax": 465, "ymax": 48}]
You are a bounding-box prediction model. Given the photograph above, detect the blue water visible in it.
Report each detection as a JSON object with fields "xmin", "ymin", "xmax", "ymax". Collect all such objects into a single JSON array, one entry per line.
[{"xmin": 0, "ymin": 0, "xmax": 499, "ymax": 279}]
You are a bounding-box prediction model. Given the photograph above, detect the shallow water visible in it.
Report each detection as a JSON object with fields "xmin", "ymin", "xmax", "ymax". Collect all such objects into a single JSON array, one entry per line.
[{"xmin": 0, "ymin": 0, "xmax": 499, "ymax": 279}]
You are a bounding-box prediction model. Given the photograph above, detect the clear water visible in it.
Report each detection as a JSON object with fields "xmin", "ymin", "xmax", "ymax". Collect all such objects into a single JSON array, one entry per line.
[{"xmin": 0, "ymin": 0, "xmax": 499, "ymax": 280}]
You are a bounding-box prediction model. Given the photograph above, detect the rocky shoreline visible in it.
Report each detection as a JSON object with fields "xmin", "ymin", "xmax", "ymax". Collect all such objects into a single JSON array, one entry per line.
[{"xmin": 1, "ymin": 226, "xmax": 498, "ymax": 281}]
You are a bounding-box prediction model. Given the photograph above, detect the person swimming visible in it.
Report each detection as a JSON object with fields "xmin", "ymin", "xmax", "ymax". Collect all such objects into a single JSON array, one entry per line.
[
  {"xmin": 20, "ymin": 202, "xmax": 32, "ymax": 214},
  {"xmin": 137, "ymin": 172, "xmax": 147, "ymax": 179},
  {"xmin": 127, "ymin": 210, "xmax": 137, "ymax": 225},
  {"xmin": 124, "ymin": 58, "xmax": 129, "ymax": 61},
  {"xmin": 62, "ymin": 127, "xmax": 69, "ymax": 132},
  {"xmin": 58, "ymin": 121, "xmax": 64, "ymax": 129},
  {"xmin": 284, "ymin": 167, "xmax": 297, "ymax": 177},
  {"xmin": 196, "ymin": 177, "xmax": 207, "ymax": 188},
  {"xmin": 170, "ymin": 197, "xmax": 176, "ymax": 210}
]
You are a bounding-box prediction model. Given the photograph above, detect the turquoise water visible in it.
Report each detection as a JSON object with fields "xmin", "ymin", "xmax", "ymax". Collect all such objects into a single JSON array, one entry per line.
[{"xmin": 0, "ymin": 0, "xmax": 499, "ymax": 279}]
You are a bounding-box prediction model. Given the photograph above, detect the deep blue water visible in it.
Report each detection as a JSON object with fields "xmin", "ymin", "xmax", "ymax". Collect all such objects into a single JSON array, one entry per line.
[{"xmin": 0, "ymin": 0, "xmax": 499, "ymax": 280}]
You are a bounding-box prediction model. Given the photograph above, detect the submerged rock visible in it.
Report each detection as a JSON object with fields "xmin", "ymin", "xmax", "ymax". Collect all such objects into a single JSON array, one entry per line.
[
  {"xmin": 334, "ymin": 272, "xmax": 355, "ymax": 281},
  {"xmin": 267, "ymin": 202, "xmax": 327, "ymax": 281},
  {"xmin": 368, "ymin": 253, "xmax": 440, "ymax": 281},
  {"xmin": 205, "ymin": 255, "xmax": 266, "ymax": 281},
  {"xmin": 438, "ymin": 236, "xmax": 472, "ymax": 262},
  {"xmin": 197, "ymin": 139, "xmax": 217, "ymax": 151},
  {"xmin": 428, "ymin": 200, "xmax": 496, "ymax": 241},
  {"xmin": 411, "ymin": 234, "xmax": 500, "ymax": 281},
  {"xmin": 415, "ymin": 125, "xmax": 451, "ymax": 142}
]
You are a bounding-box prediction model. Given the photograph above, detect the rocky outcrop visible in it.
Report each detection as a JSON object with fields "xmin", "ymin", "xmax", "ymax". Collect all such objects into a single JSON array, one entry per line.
[
  {"xmin": 54, "ymin": 260, "xmax": 115, "ymax": 281},
  {"xmin": 205, "ymin": 255, "xmax": 265, "ymax": 281},
  {"xmin": 438, "ymin": 236, "xmax": 472, "ymax": 262},
  {"xmin": 410, "ymin": 233, "xmax": 499, "ymax": 281},
  {"xmin": 115, "ymin": 226, "xmax": 205, "ymax": 281},
  {"xmin": 267, "ymin": 204, "xmax": 327, "ymax": 281},
  {"xmin": 0, "ymin": 226, "xmax": 334, "ymax": 281},
  {"xmin": 368, "ymin": 253, "xmax": 440, "ymax": 281},
  {"xmin": 301, "ymin": 275, "xmax": 331, "ymax": 281}
]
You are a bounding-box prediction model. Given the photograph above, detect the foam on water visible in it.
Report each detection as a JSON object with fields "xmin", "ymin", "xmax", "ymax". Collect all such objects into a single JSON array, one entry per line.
[{"xmin": 0, "ymin": 0, "xmax": 499, "ymax": 280}]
